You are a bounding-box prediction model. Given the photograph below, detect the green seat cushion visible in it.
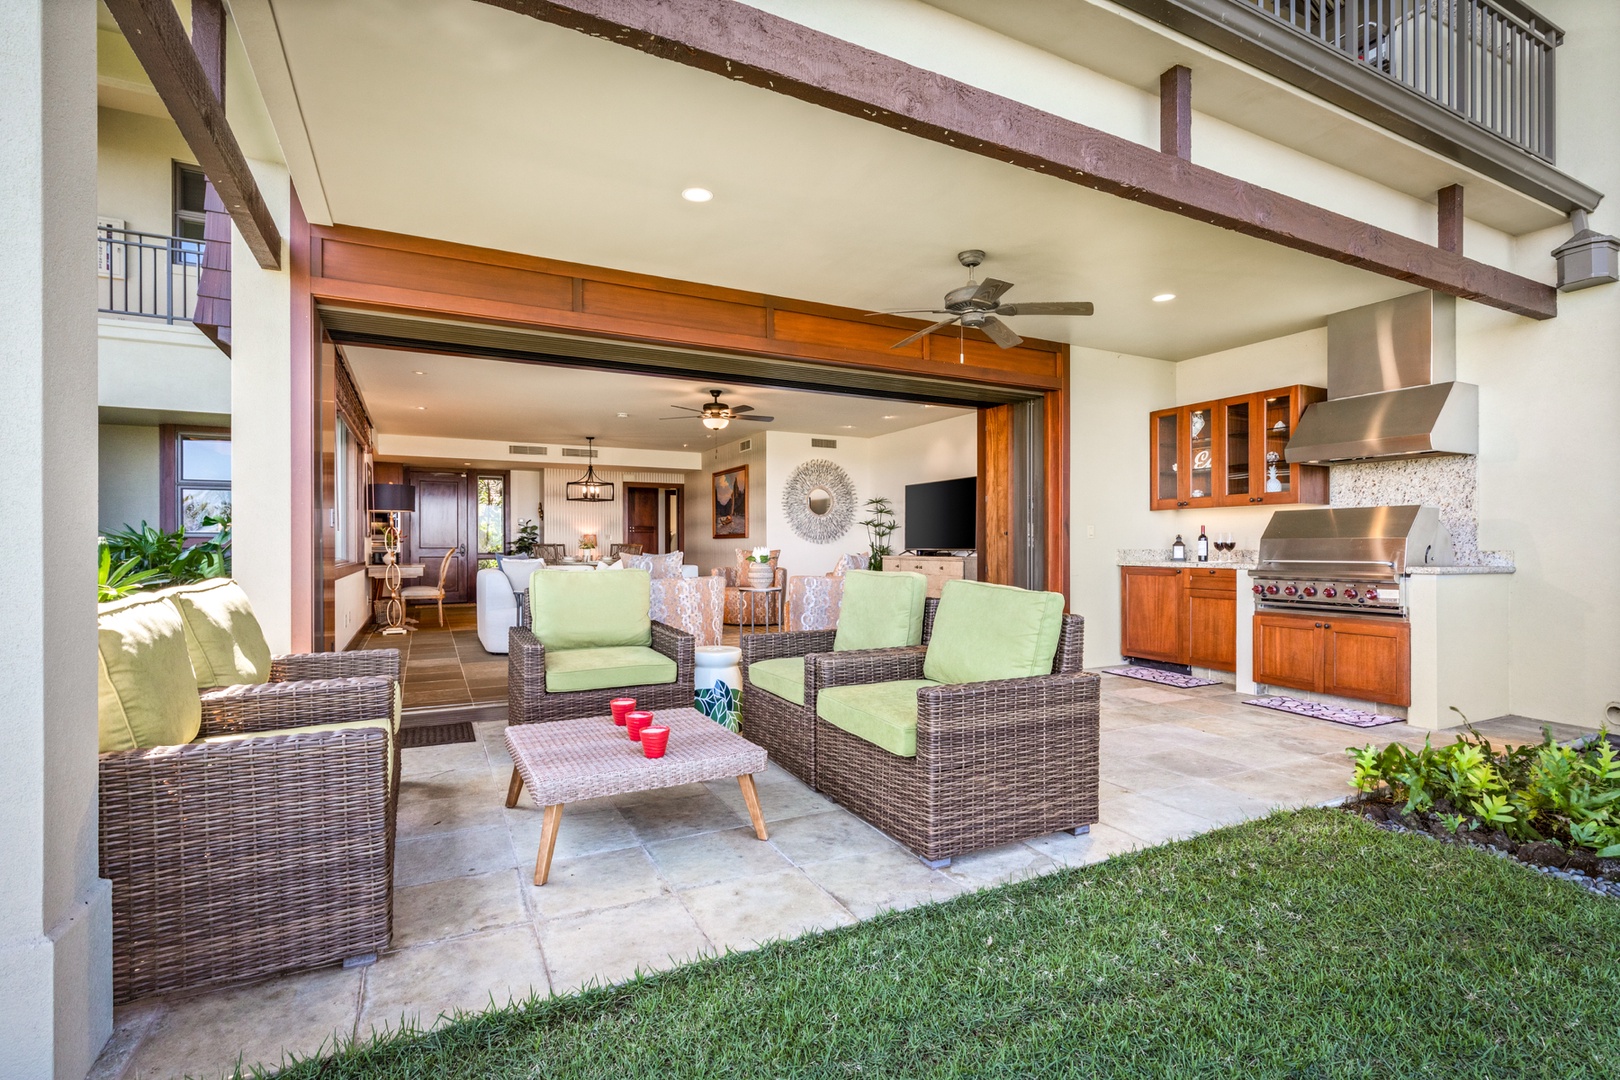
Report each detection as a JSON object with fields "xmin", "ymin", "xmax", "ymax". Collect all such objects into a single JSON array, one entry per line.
[
  {"xmin": 923, "ymin": 579, "xmax": 1065, "ymax": 685},
  {"xmin": 531, "ymin": 569, "xmax": 652, "ymax": 651},
  {"xmin": 816, "ymin": 679, "xmax": 939, "ymax": 758},
  {"xmin": 162, "ymin": 579, "xmax": 273, "ymax": 688},
  {"xmin": 833, "ymin": 570, "xmax": 927, "ymax": 652},
  {"xmin": 201, "ymin": 718, "xmax": 395, "ymax": 793},
  {"xmin": 544, "ymin": 645, "xmax": 676, "ymax": 693},
  {"xmin": 748, "ymin": 656, "xmax": 805, "ymax": 706},
  {"xmin": 97, "ymin": 593, "xmax": 202, "ymax": 753}
]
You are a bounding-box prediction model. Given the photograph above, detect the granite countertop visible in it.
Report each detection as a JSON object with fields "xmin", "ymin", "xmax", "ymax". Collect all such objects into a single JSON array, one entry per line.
[
  {"xmin": 1117, "ymin": 548, "xmax": 1514, "ymax": 575},
  {"xmin": 1406, "ymin": 564, "xmax": 1515, "ymax": 575},
  {"xmin": 1118, "ymin": 559, "xmax": 1260, "ymax": 570}
]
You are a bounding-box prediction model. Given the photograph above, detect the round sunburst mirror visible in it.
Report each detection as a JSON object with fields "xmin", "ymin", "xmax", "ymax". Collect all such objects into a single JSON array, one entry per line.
[{"xmin": 782, "ymin": 460, "xmax": 856, "ymax": 543}]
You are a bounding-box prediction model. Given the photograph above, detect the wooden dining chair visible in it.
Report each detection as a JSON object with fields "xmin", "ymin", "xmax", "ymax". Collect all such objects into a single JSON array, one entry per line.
[
  {"xmin": 609, "ymin": 543, "xmax": 644, "ymax": 558},
  {"xmin": 400, "ymin": 547, "xmax": 458, "ymax": 627}
]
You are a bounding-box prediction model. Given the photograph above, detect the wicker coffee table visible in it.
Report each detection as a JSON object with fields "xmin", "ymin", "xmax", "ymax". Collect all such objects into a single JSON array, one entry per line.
[{"xmin": 504, "ymin": 707, "xmax": 769, "ymax": 885}]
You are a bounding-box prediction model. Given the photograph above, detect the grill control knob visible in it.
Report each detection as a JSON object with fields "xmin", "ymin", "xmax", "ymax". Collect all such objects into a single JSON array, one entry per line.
[
  {"xmin": 1365, "ymin": 587, "xmax": 1379, "ymax": 601},
  {"xmin": 1303, "ymin": 586, "xmax": 1317, "ymax": 597},
  {"xmin": 1323, "ymin": 586, "xmax": 1337, "ymax": 598},
  {"xmin": 1284, "ymin": 585, "xmax": 1298, "ymax": 596},
  {"xmin": 1266, "ymin": 584, "xmax": 1280, "ymax": 595},
  {"xmin": 1345, "ymin": 587, "xmax": 1359, "ymax": 599},
  {"xmin": 1252, "ymin": 584, "xmax": 1263, "ymax": 595}
]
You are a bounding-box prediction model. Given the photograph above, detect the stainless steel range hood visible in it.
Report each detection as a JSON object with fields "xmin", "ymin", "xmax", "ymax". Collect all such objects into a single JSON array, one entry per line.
[{"xmin": 1285, "ymin": 292, "xmax": 1478, "ymax": 464}]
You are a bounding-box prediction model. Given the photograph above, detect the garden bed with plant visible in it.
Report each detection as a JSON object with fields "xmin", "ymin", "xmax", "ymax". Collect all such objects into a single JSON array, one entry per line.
[{"xmin": 1345, "ymin": 727, "xmax": 1620, "ymax": 896}]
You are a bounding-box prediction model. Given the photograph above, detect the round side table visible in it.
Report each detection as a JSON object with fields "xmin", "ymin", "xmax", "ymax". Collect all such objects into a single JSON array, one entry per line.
[{"xmin": 694, "ymin": 645, "xmax": 744, "ymax": 731}]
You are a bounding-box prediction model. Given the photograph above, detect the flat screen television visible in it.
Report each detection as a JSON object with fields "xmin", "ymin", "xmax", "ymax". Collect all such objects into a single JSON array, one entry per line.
[{"xmin": 904, "ymin": 476, "xmax": 977, "ymax": 552}]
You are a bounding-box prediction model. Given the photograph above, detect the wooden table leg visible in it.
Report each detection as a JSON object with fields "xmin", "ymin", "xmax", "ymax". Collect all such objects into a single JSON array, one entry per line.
[
  {"xmin": 737, "ymin": 774, "xmax": 768, "ymax": 840},
  {"xmin": 534, "ymin": 803, "xmax": 564, "ymax": 886},
  {"xmin": 505, "ymin": 766, "xmax": 524, "ymax": 808}
]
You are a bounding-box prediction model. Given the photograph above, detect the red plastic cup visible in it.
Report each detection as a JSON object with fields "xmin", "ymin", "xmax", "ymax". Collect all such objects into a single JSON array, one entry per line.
[
  {"xmin": 609, "ymin": 697, "xmax": 637, "ymax": 726},
  {"xmin": 625, "ymin": 710, "xmax": 654, "ymax": 742},
  {"xmin": 640, "ymin": 726, "xmax": 669, "ymax": 758}
]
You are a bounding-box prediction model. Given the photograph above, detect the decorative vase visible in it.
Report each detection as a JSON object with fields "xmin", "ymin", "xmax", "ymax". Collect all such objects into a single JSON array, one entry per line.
[{"xmin": 746, "ymin": 562, "xmax": 773, "ymax": 589}]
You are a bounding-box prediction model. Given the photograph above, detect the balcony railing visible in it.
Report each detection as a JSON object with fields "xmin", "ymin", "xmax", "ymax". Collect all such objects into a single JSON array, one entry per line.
[
  {"xmin": 97, "ymin": 226, "xmax": 205, "ymax": 324},
  {"xmin": 1245, "ymin": 0, "xmax": 1560, "ymax": 160}
]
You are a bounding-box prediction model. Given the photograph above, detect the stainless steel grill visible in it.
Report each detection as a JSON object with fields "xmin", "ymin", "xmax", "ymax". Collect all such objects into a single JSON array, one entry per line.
[{"xmin": 1251, "ymin": 505, "xmax": 1455, "ymax": 617}]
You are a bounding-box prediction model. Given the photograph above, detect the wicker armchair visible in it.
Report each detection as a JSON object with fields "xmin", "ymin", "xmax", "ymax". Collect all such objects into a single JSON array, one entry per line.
[
  {"xmin": 99, "ymin": 673, "xmax": 399, "ymax": 1004},
  {"xmin": 508, "ymin": 621, "xmax": 694, "ymax": 724},
  {"xmin": 741, "ymin": 599, "xmax": 938, "ymax": 790},
  {"xmin": 809, "ymin": 614, "xmax": 1098, "ymax": 866}
]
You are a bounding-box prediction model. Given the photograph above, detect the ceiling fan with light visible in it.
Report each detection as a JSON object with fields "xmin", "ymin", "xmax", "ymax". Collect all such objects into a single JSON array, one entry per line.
[
  {"xmin": 874, "ymin": 250, "xmax": 1095, "ymax": 350},
  {"xmin": 660, "ymin": 389, "xmax": 775, "ymax": 431}
]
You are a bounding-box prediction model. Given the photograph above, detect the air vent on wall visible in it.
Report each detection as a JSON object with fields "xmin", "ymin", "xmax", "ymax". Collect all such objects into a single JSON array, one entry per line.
[
  {"xmin": 508, "ymin": 444, "xmax": 548, "ymax": 456},
  {"xmin": 738, "ymin": 438, "xmax": 753, "ymax": 452},
  {"xmin": 811, "ymin": 438, "xmax": 837, "ymax": 449},
  {"xmin": 560, "ymin": 446, "xmax": 597, "ymax": 458}
]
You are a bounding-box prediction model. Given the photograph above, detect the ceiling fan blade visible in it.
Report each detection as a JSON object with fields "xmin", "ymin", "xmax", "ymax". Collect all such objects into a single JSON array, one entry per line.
[
  {"xmin": 738, "ymin": 414, "xmax": 775, "ymax": 422},
  {"xmin": 970, "ymin": 277, "xmax": 1015, "ymax": 305},
  {"xmin": 994, "ymin": 301, "xmax": 1094, "ymax": 317},
  {"xmin": 891, "ymin": 316, "xmax": 958, "ymax": 350},
  {"xmin": 978, "ymin": 316, "xmax": 1024, "ymax": 349},
  {"xmin": 666, "ymin": 404, "xmax": 702, "ymax": 413},
  {"xmin": 865, "ymin": 308, "xmax": 953, "ymax": 316},
  {"xmin": 727, "ymin": 404, "xmax": 754, "ymax": 414},
  {"xmin": 659, "ymin": 415, "xmax": 704, "ymax": 421}
]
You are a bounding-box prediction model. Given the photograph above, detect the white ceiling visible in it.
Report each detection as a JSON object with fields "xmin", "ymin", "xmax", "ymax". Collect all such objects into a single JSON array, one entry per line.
[
  {"xmin": 342, "ymin": 345, "xmax": 971, "ymax": 450},
  {"xmin": 247, "ymin": 0, "xmax": 1418, "ymax": 361}
]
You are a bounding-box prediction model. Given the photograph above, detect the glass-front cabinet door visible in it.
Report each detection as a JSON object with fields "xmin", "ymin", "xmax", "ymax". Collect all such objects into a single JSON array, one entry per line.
[
  {"xmin": 1149, "ymin": 408, "xmax": 1182, "ymax": 509},
  {"xmin": 1221, "ymin": 398, "xmax": 1251, "ymax": 502},
  {"xmin": 1184, "ymin": 403, "xmax": 1218, "ymax": 509}
]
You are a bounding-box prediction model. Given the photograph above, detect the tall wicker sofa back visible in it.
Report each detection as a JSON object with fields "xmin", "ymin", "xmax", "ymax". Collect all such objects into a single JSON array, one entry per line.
[{"xmin": 96, "ymin": 581, "xmax": 401, "ymax": 1003}]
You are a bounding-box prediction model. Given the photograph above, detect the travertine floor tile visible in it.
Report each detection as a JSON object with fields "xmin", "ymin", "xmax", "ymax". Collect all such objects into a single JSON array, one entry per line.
[
  {"xmin": 396, "ymin": 825, "xmax": 517, "ymax": 887},
  {"xmin": 505, "ymin": 804, "xmax": 640, "ymax": 863},
  {"xmin": 525, "ymin": 846, "xmax": 667, "ymax": 919},
  {"xmin": 679, "ymin": 869, "xmax": 854, "ymax": 953},
  {"xmin": 539, "ymin": 895, "xmax": 713, "ymax": 993},
  {"xmin": 359, "ymin": 925, "xmax": 547, "ymax": 1036},
  {"xmin": 1023, "ymin": 822, "xmax": 1144, "ymax": 867},
  {"xmin": 1100, "ymin": 792, "xmax": 1220, "ymax": 845},
  {"xmin": 800, "ymin": 846, "xmax": 965, "ymax": 919},
  {"xmin": 940, "ymin": 842, "xmax": 1058, "ymax": 888},
  {"xmin": 616, "ymin": 790, "xmax": 748, "ymax": 843},
  {"xmin": 393, "ymin": 869, "xmax": 528, "ymax": 949},
  {"xmin": 646, "ymin": 825, "xmax": 794, "ymax": 888},
  {"xmin": 761, "ymin": 808, "xmax": 894, "ymax": 865}
]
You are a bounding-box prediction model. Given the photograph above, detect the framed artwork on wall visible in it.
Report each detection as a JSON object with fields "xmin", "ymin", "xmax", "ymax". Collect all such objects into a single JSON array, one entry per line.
[{"xmin": 712, "ymin": 465, "xmax": 748, "ymax": 539}]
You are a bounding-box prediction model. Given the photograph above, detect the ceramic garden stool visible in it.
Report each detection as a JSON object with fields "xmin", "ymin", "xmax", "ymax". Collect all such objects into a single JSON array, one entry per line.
[{"xmin": 694, "ymin": 644, "xmax": 743, "ymax": 730}]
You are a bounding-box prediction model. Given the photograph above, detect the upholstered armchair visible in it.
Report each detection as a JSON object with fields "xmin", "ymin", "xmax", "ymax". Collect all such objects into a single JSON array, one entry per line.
[
  {"xmin": 714, "ymin": 549, "xmax": 787, "ymax": 624},
  {"xmin": 96, "ymin": 584, "xmax": 400, "ymax": 1003},
  {"xmin": 649, "ymin": 573, "xmax": 725, "ymax": 647},
  {"xmin": 509, "ymin": 568, "xmax": 694, "ymax": 724},
  {"xmin": 809, "ymin": 580, "xmax": 1098, "ymax": 867},
  {"xmin": 785, "ymin": 553, "xmax": 872, "ymax": 631}
]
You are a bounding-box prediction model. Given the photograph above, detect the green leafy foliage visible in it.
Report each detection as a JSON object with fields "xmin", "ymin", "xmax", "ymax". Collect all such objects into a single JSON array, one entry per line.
[
  {"xmin": 508, "ymin": 518, "xmax": 541, "ymax": 558},
  {"xmin": 97, "ymin": 539, "xmax": 165, "ymax": 601},
  {"xmin": 1349, "ymin": 725, "xmax": 1620, "ymax": 855},
  {"xmin": 99, "ymin": 514, "xmax": 232, "ymax": 597},
  {"xmin": 857, "ymin": 496, "xmax": 898, "ymax": 571}
]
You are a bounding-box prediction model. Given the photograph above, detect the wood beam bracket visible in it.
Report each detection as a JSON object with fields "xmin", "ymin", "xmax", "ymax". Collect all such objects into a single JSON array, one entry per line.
[
  {"xmin": 1160, "ymin": 65, "xmax": 1192, "ymax": 160},
  {"xmin": 1437, "ymin": 184, "xmax": 1464, "ymax": 256},
  {"xmin": 477, "ymin": 0, "xmax": 1554, "ymax": 320},
  {"xmin": 105, "ymin": 0, "xmax": 282, "ymax": 270}
]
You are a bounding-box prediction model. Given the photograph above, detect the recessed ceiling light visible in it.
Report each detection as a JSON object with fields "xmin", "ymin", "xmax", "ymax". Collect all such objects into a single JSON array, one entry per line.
[
  {"xmin": 463, "ymin": 461, "xmax": 471, "ymax": 465},
  {"xmin": 882, "ymin": 414, "xmax": 898, "ymax": 420},
  {"xmin": 413, "ymin": 370, "xmax": 425, "ymax": 375},
  {"xmin": 842, "ymin": 424, "xmax": 854, "ymax": 429},
  {"xmin": 416, "ymin": 406, "xmax": 426, "ymax": 410},
  {"xmin": 680, "ymin": 187, "xmax": 713, "ymax": 203},
  {"xmin": 1152, "ymin": 293, "xmax": 1177, "ymax": 303},
  {"xmin": 616, "ymin": 412, "xmax": 629, "ymax": 418}
]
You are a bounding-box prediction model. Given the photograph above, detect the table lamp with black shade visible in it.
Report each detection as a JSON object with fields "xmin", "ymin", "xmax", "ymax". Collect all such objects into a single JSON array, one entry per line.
[{"xmin": 369, "ymin": 483, "xmax": 416, "ymax": 635}]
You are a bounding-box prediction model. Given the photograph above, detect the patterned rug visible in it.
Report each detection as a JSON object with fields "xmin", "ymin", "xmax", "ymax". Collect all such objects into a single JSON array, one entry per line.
[
  {"xmin": 1102, "ymin": 666, "xmax": 1222, "ymax": 689},
  {"xmin": 1243, "ymin": 696, "xmax": 1404, "ymax": 728},
  {"xmin": 399, "ymin": 721, "xmax": 477, "ymax": 748}
]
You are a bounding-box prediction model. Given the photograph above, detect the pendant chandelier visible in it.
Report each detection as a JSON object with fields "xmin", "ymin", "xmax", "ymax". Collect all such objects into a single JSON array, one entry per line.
[{"xmin": 565, "ymin": 436, "xmax": 615, "ymax": 502}]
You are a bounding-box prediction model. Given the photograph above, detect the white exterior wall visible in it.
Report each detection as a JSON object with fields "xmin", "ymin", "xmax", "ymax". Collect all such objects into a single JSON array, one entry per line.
[
  {"xmin": 98, "ymin": 317, "xmax": 229, "ymax": 417},
  {"xmin": 98, "ymin": 424, "xmax": 161, "ymax": 534},
  {"xmin": 762, "ymin": 430, "xmax": 875, "ymax": 578},
  {"xmin": 0, "ymin": 3, "xmax": 114, "ymax": 1076}
]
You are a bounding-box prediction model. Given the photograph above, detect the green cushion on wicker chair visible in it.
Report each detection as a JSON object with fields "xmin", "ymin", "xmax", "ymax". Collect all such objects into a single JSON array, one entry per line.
[
  {"xmin": 833, "ymin": 570, "xmax": 927, "ymax": 652},
  {"xmin": 530, "ymin": 568, "xmax": 653, "ymax": 651},
  {"xmin": 816, "ymin": 679, "xmax": 940, "ymax": 758},
  {"xmin": 162, "ymin": 579, "xmax": 273, "ymax": 688},
  {"xmin": 922, "ymin": 579, "xmax": 1064, "ymax": 685},
  {"xmin": 543, "ymin": 646, "xmax": 676, "ymax": 693},
  {"xmin": 748, "ymin": 656, "xmax": 806, "ymax": 705},
  {"xmin": 96, "ymin": 592, "xmax": 203, "ymax": 753}
]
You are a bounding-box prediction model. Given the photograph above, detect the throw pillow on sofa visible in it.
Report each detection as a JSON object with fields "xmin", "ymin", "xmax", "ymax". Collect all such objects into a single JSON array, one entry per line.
[
  {"xmin": 97, "ymin": 592, "xmax": 203, "ymax": 753},
  {"xmin": 625, "ymin": 551, "xmax": 684, "ymax": 579},
  {"xmin": 162, "ymin": 578, "xmax": 273, "ymax": 688},
  {"xmin": 922, "ymin": 579, "xmax": 1064, "ymax": 685}
]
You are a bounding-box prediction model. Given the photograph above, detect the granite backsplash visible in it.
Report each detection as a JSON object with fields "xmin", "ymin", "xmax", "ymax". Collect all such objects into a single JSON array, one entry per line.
[{"xmin": 1328, "ymin": 456, "xmax": 1511, "ymax": 567}]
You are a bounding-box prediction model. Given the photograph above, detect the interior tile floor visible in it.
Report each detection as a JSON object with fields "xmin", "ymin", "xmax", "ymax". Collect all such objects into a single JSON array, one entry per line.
[
  {"xmin": 93, "ymin": 673, "xmax": 1453, "ymax": 1080},
  {"xmin": 352, "ymin": 603, "xmax": 507, "ymax": 710}
]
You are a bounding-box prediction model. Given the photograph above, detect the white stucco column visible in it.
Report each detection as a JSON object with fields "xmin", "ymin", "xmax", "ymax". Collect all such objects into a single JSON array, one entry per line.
[
  {"xmin": 0, "ymin": 3, "xmax": 115, "ymax": 1077},
  {"xmin": 229, "ymin": 163, "xmax": 294, "ymax": 653}
]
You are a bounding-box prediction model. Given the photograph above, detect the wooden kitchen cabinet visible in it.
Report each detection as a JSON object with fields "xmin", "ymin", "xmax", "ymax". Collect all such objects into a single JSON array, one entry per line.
[
  {"xmin": 1150, "ymin": 385, "xmax": 1327, "ymax": 510},
  {"xmin": 1253, "ymin": 613, "xmax": 1411, "ymax": 707},
  {"xmin": 1120, "ymin": 566, "xmax": 1236, "ymax": 672},
  {"xmin": 1120, "ymin": 566, "xmax": 1186, "ymax": 663}
]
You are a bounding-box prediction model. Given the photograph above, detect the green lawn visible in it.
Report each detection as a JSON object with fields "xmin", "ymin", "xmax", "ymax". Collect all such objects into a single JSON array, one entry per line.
[{"xmin": 270, "ymin": 810, "xmax": 1620, "ymax": 1079}]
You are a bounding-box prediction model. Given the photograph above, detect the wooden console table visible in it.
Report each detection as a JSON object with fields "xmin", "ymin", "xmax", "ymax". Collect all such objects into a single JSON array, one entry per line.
[{"xmin": 883, "ymin": 554, "xmax": 979, "ymax": 598}]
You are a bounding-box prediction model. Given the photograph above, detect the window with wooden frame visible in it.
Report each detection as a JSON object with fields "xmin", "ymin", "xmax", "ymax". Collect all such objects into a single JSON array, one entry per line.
[
  {"xmin": 172, "ymin": 162, "xmax": 208, "ymax": 266},
  {"xmin": 160, "ymin": 425, "xmax": 230, "ymax": 537}
]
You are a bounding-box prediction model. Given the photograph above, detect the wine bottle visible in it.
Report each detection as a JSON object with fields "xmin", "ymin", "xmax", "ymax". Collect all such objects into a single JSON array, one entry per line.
[
  {"xmin": 1197, "ymin": 525, "xmax": 1209, "ymax": 563},
  {"xmin": 1171, "ymin": 534, "xmax": 1186, "ymax": 562}
]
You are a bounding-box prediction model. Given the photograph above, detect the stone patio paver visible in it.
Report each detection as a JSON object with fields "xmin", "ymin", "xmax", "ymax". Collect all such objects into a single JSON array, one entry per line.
[{"xmin": 95, "ymin": 673, "xmax": 1421, "ymax": 1079}]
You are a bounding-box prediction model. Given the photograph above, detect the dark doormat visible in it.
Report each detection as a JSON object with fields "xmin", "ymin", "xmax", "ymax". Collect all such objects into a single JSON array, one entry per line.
[{"xmin": 400, "ymin": 721, "xmax": 477, "ymax": 748}]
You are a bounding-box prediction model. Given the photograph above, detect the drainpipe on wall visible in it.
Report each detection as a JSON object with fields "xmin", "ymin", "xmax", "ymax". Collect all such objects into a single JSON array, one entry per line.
[{"xmin": 1551, "ymin": 210, "xmax": 1620, "ymax": 291}]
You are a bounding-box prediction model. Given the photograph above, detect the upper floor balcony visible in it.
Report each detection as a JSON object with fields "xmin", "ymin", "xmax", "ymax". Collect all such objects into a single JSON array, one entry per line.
[{"xmin": 99, "ymin": 224, "xmax": 230, "ymax": 353}]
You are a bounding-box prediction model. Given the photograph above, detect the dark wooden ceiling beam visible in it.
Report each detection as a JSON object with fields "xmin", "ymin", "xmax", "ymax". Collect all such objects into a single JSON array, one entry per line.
[
  {"xmin": 1437, "ymin": 185, "xmax": 1465, "ymax": 255},
  {"xmin": 104, "ymin": 0, "xmax": 282, "ymax": 270},
  {"xmin": 1160, "ymin": 65, "xmax": 1192, "ymax": 160},
  {"xmin": 477, "ymin": 0, "xmax": 1554, "ymax": 320}
]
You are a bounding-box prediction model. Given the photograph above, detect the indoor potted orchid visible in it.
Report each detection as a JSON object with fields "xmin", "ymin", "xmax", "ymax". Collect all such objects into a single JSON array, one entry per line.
[{"xmin": 744, "ymin": 546, "xmax": 774, "ymax": 589}]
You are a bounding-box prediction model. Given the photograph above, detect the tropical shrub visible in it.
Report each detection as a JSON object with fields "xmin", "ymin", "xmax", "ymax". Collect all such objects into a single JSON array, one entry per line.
[
  {"xmin": 509, "ymin": 518, "xmax": 541, "ymax": 558},
  {"xmin": 97, "ymin": 539, "xmax": 165, "ymax": 601},
  {"xmin": 1349, "ymin": 727, "xmax": 1620, "ymax": 857},
  {"xmin": 99, "ymin": 513, "xmax": 232, "ymax": 594},
  {"xmin": 858, "ymin": 497, "xmax": 898, "ymax": 571}
]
